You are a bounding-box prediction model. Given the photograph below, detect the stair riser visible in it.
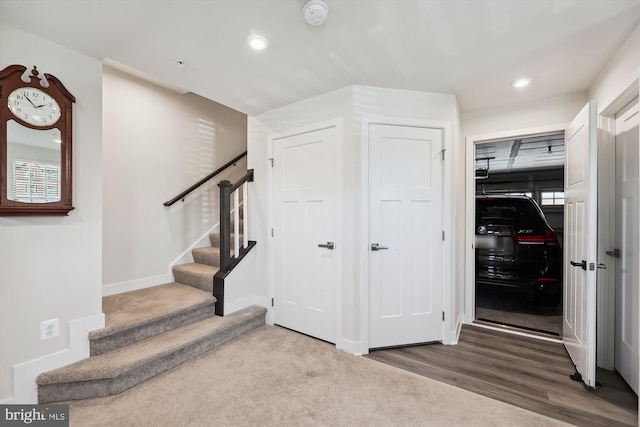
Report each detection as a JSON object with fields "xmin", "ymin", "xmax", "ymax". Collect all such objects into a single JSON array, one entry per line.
[
  {"xmin": 90, "ymin": 303, "xmax": 216, "ymax": 356},
  {"xmin": 192, "ymin": 248, "xmax": 221, "ymax": 267},
  {"xmin": 209, "ymin": 233, "xmax": 244, "ymax": 248},
  {"xmin": 38, "ymin": 311, "xmax": 266, "ymax": 403},
  {"xmin": 172, "ymin": 267, "xmax": 214, "ymax": 292}
]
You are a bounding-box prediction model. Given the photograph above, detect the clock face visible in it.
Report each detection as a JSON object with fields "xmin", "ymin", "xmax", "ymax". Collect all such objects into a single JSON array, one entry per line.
[{"xmin": 7, "ymin": 87, "xmax": 61, "ymax": 127}]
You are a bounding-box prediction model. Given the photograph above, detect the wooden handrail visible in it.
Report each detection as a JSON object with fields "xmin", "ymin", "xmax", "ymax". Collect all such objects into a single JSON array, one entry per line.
[{"xmin": 163, "ymin": 151, "xmax": 247, "ymax": 206}]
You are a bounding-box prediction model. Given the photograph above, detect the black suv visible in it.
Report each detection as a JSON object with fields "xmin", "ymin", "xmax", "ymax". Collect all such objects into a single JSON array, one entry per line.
[{"xmin": 475, "ymin": 195, "xmax": 562, "ymax": 305}]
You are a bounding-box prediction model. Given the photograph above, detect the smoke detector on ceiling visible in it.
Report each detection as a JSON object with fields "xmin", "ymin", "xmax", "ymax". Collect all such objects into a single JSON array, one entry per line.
[{"xmin": 303, "ymin": 0, "xmax": 329, "ymax": 26}]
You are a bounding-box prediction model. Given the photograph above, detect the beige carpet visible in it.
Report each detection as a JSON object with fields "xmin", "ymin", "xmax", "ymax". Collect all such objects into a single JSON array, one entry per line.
[{"xmin": 68, "ymin": 325, "xmax": 572, "ymax": 427}]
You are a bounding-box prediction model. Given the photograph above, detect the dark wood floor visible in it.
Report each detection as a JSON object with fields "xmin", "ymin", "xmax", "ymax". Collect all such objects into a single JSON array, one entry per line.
[{"xmin": 366, "ymin": 324, "xmax": 638, "ymax": 427}]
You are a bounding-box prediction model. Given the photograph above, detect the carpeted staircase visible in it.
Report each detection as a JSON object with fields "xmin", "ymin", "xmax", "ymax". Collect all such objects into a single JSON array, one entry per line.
[{"xmin": 37, "ymin": 219, "xmax": 264, "ymax": 404}]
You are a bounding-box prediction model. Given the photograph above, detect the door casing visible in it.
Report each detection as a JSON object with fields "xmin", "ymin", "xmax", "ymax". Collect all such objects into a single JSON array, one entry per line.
[
  {"xmin": 464, "ymin": 123, "xmax": 569, "ymax": 333},
  {"xmin": 598, "ymin": 76, "xmax": 640, "ymax": 375}
]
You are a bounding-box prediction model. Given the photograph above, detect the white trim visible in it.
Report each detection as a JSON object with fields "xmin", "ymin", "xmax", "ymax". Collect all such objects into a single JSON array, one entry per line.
[
  {"xmin": 267, "ymin": 118, "xmax": 344, "ymax": 348},
  {"xmin": 599, "ymin": 72, "xmax": 640, "ymax": 117},
  {"xmin": 338, "ymin": 338, "xmax": 363, "ymax": 355},
  {"xmin": 442, "ymin": 312, "xmax": 464, "ymax": 345},
  {"xmin": 595, "ymin": 114, "xmax": 617, "ymax": 370},
  {"xmin": 360, "ymin": 116, "xmax": 453, "ymax": 353},
  {"xmin": 1, "ymin": 313, "xmax": 105, "ymax": 404},
  {"xmin": 170, "ymin": 222, "xmax": 221, "ymax": 267},
  {"xmin": 102, "ymin": 272, "xmax": 173, "ymax": 297},
  {"xmin": 223, "ymin": 294, "xmax": 271, "ymax": 317}
]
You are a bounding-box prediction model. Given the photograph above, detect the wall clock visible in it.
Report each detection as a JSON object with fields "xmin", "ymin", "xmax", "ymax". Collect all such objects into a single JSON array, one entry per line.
[{"xmin": 0, "ymin": 64, "xmax": 75, "ymax": 216}]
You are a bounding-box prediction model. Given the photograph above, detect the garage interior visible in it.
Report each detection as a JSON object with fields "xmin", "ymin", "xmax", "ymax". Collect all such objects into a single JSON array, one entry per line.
[{"xmin": 474, "ymin": 132, "xmax": 565, "ymax": 337}]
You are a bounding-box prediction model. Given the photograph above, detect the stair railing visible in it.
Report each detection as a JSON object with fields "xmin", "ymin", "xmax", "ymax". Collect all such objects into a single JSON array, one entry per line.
[
  {"xmin": 214, "ymin": 169, "xmax": 256, "ymax": 316},
  {"xmin": 163, "ymin": 151, "xmax": 247, "ymax": 206},
  {"xmin": 163, "ymin": 151, "xmax": 256, "ymax": 316}
]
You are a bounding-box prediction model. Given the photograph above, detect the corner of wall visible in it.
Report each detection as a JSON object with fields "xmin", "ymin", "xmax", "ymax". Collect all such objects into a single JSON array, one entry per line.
[{"xmin": 2, "ymin": 313, "xmax": 105, "ymax": 404}]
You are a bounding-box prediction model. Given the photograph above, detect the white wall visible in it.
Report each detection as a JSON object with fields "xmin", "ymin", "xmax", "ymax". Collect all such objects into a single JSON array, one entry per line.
[
  {"xmin": 589, "ymin": 24, "xmax": 640, "ymax": 114},
  {"xmin": 252, "ymin": 85, "xmax": 459, "ymax": 352},
  {"xmin": 462, "ymin": 92, "xmax": 589, "ymax": 138},
  {"xmin": 0, "ymin": 23, "xmax": 104, "ymax": 402},
  {"xmin": 102, "ymin": 66, "xmax": 247, "ymax": 294}
]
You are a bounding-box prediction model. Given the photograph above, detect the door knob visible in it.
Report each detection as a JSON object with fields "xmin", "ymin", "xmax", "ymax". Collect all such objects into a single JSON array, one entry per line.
[
  {"xmin": 596, "ymin": 263, "xmax": 607, "ymax": 269},
  {"xmin": 317, "ymin": 242, "xmax": 335, "ymax": 250},
  {"xmin": 371, "ymin": 243, "xmax": 389, "ymax": 251}
]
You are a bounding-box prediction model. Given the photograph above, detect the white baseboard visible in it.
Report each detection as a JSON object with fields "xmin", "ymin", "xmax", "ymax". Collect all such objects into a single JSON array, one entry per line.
[
  {"xmin": 224, "ymin": 295, "xmax": 270, "ymax": 316},
  {"xmin": 2, "ymin": 313, "xmax": 105, "ymax": 404},
  {"xmin": 102, "ymin": 273, "xmax": 173, "ymax": 297},
  {"xmin": 338, "ymin": 338, "xmax": 363, "ymax": 355},
  {"xmin": 443, "ymin": 312, "xmax": 463, "ymax": 345}
]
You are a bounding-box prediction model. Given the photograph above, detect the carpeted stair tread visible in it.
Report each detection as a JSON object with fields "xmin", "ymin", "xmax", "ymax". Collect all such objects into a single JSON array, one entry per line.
[
  {"xmin": 172, "ymin": 262, "xmax": 219, "ymax": 291},
  {"xmin": 91, "ymin": 283, "xmax": 214, "ymax": 339},
  {"xmin": 88, "ymin": 283, "xmax": 216, "ymax": 356},
  {"xmin": 37, "ymin": 305, "xmax": 267, "ymax": 403}
]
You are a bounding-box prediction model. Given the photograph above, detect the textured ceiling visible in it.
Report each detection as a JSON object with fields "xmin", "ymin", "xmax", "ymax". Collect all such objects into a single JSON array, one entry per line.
[{"xmin": 1, "ymin": 0, "xmax": 638, "ymax": 115}]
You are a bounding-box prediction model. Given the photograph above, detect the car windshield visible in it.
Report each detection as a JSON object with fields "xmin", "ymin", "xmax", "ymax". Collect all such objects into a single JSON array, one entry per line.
[{"xmin": 477, "ymin": 199, "xmax": 539, "ymax": 223}]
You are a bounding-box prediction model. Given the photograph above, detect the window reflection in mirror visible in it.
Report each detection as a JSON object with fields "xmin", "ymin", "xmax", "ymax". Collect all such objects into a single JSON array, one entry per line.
[{"xmin": 6, "ymin": 120, "xmax": 61, "ymax": 203}]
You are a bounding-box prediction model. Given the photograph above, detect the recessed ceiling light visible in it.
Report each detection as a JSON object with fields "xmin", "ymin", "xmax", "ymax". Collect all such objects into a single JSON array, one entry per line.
[
  {"xmin": 247, "ymin": 34, "xmax": 268, "ymax": 51},
  {"xmin": 512, "ymin": 78, "xmax": 531, "ymax": 89}
]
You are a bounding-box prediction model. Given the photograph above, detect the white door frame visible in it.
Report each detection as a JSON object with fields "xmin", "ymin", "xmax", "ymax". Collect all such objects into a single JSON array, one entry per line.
[
  {"xmin": 597, "ymin": 75, "xmax": 640, "ymax": 373},
  {"xmin": 464, "ymin": 123, "xmax": 568, "ymax": 330},
  {"xmin": 359, "ymin": 116, "xmax": 453, "ymax": 354},
  {"xmin": 267, "ymin": 118, "xmax": 343, "ymax": 349}
]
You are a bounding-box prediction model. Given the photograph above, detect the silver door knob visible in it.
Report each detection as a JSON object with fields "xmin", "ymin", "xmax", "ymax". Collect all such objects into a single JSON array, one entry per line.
[
  {"xmin": 371, "ymin": 243, "xmax": 389, "ymax": 251},
  {"xmin": 597, "ymin": 263, "xmax": 607, "ymax": 269},
  {"xmin": 318, "ymin": 242, "xmax": 335, "ymax": 250}
]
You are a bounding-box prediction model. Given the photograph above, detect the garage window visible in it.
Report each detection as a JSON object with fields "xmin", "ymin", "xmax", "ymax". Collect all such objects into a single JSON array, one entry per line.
[{"xmin": 541, "ymin": 191, "xmax": 564, "ymax": 206}]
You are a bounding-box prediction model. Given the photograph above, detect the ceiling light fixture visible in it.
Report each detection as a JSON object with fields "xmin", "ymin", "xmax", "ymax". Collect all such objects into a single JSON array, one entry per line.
[
  {"xmin": 247, "ymin": 34, "xmax": 268, "ymax": 51},
  {"xmin": 303, "ymin": 0, "xmax": 329, "ymax": 26},
  {"xmin": 512, "ymin": 78, "xmax": 531, "ymax": 89}
]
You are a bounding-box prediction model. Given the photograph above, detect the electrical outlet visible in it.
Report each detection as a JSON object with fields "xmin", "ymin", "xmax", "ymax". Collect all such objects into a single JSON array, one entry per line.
[{"xmin": 41, "ymin": 319, "xmax": 59, "ymax": 340}]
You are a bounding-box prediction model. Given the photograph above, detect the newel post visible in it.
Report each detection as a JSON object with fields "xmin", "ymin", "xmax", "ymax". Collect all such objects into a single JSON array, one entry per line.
[{"xmin": 218, "ymin": 180, "xmax": 232, "ymax": 271}]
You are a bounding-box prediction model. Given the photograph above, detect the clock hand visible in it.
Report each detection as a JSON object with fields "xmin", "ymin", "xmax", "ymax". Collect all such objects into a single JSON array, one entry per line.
[{"xmin": 24, "ymin": 95, "xmax": 37, "ymax": 108}]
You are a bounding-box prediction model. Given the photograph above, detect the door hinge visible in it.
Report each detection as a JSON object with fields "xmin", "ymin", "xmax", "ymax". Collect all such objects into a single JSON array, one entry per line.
[
  {"xmin": 271, "ymin": 298, "xmax": 274, "ymax": 307},
  {"xmin": 271, "ymin": 228, "xmax": 274, "ymax": 237},
  {"xmin": 442, "ymin": 311, "xmax": 445, "ymax": 321},
  {"xmin": 269, "ymin": 157, "xmax": 274, "ymax": 167},
  {"xmin": 442, "ymin": 230, "xmax": 445, "ymax": 241},
  {"xmin": 441, "ymin": 149, "xmax": 446, "ymax": 161}
]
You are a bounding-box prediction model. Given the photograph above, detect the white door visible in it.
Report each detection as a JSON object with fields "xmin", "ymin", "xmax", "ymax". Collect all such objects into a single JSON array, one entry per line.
[
  {"xmin": 272, "ymin": 126, "xmax": 339, "ymax": 343},
  {"xmin": 368, "ymin": 124, "xmax": 443, "ymax": 348},
  {"xmin": 563, "ymin": 101, "xmax": 598, "ymax": 388},
  {"xmin": 614, "ymin": 97, "xmax": 639, "ymax": 394}
]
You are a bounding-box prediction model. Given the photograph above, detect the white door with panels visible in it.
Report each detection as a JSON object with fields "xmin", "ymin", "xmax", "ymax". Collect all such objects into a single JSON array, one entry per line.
[
  {"xmin": 368, "ymin": 124, "xmax": 444, "ymax": 349},
  {"xmin": 272, "ymin": 126, "xmax": 339, "ymax": 344},
  {"xmin": 614, "ymin": 97, "xmax": 639, "ymax": 394},
  {"xmin": 563, "ymin": 101, "xmax": 598, "ymax": 388}
]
